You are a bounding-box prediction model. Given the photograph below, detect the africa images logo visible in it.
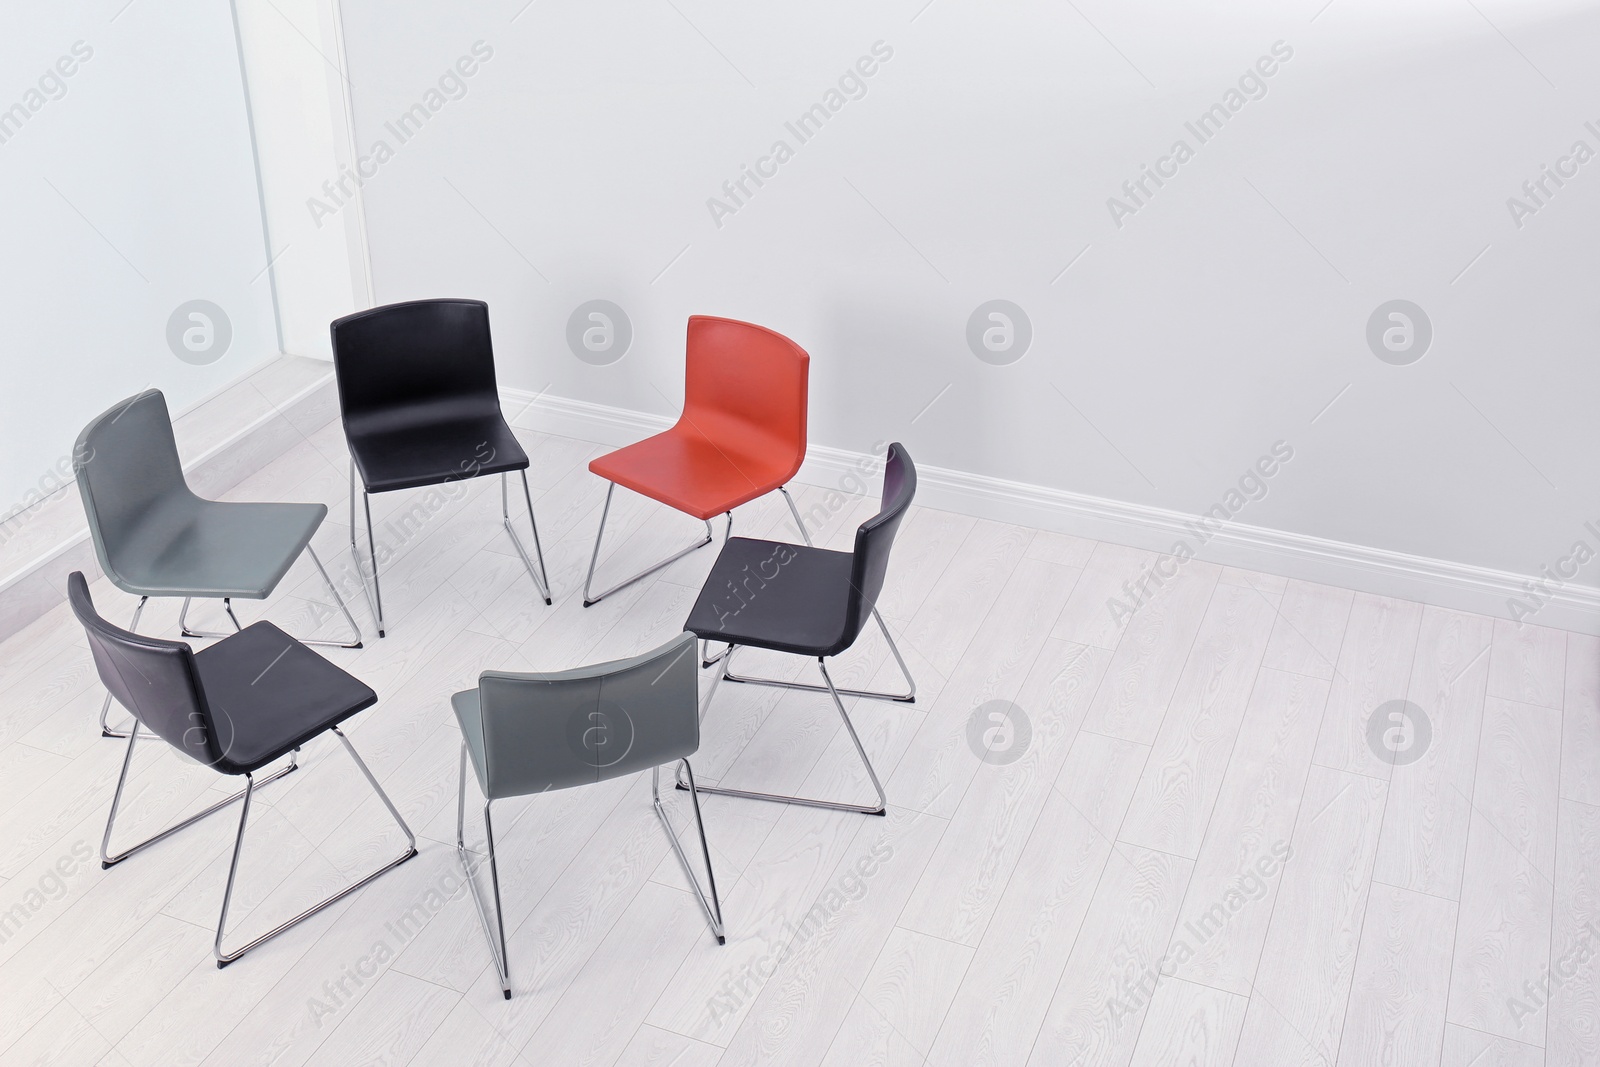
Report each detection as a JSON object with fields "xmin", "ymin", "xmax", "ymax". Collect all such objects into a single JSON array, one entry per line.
[
  {"xmin": 1365, "ymin": 699, "xmax": 1431, "ymax": 767},
  {"xmin": 568, "ymin": 700, "xmax": 635, "ymax": 769},
  {"xmin": 166, "ymin": 300, "xmax": 232, "ymax": 365},
  {"xmin": 966, "ymin": 700, "xmax": 1032, "ymax": 765}
]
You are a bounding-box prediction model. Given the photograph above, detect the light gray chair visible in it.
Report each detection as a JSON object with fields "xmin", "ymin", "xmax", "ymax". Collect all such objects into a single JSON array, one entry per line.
[
  {"xmin": 75, "ymin": 390, "xmax": 363, "ymax": 737},
  {"xmin": 452, "ymin": 632, "xmax": 724, "ymax": 998}
]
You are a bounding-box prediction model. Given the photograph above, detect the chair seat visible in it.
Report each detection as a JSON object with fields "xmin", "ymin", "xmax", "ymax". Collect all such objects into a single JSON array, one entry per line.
[
  {"xmin": 194, "ymin": 622, "xmax": 377, "ymax": 774},
  {"xmin": 684, "ymin": 537, "xmax": 855, "ymax": 657},
  {"xmin": 107, "ymin": 498, "xmax": 326, "ymax": 600},
  {"xmin": 588, "ymin": 427, "xmax": 793, "ymax": 521},
  {"xmin": 348, "ymin": 413, "xmax": 528, "ymax": 494}
]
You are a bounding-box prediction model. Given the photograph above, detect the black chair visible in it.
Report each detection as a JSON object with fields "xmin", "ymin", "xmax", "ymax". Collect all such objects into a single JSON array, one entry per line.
[
  {"xmin": 68, "ymin": 571, "xmax": 417, "ymax": 968},
  {"xmin": 681, "ymin": 442, "xmax": 918, "ymax": 816},
  {"xmin": 330, "ymin": 298, "xmax": 551, "ymax": 637}
]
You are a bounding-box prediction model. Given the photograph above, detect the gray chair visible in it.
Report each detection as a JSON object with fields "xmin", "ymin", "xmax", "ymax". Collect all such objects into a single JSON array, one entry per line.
[
  {"xmin": 452, "ymin": 632, "xmax": 724, "ymax": 998},
  {"xmin": 75, "ymin": 390, "xmax": 363, "ymax": 737}
]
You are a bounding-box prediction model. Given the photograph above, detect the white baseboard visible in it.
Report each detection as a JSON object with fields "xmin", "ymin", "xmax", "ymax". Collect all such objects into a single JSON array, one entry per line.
[{"xmin": 504, "ymin": 387, "xmax": 1600, "ymax": 636}]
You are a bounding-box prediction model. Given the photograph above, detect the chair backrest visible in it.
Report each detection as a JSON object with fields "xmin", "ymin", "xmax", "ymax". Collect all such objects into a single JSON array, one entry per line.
[
  {"xmin": 840, "ymin": 443, "xmax": 917, "ymax": 646},
  {"xmin": 67, "ymin": 572, "xmax": 221, "ymax": 767},
  {"xmin": 682, "ymin": 316, "xmax": 808, "ymax": 479},
  {"xmin": 330, "ymin": 299, "xmax": 504, "ymax": 431},
  {"xmin": 74, "ymin": 390, "xmax": 194, "ymax": 591},
  {"xmin": 471, "ymin": 633, "xmax": 699, "ymax": 800}
]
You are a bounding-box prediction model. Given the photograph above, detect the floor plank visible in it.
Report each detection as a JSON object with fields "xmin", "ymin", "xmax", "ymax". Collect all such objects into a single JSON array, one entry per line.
[
  {"xmin": 1370, "ymin": 607, "xmax": 1493, "ymax": 900},
  {"xmin": 1233, "ymin": 765, "xmax": 1387, "ymax": 1065},
  {"xmin": 1117, "ymin": 582, "xmax": 1279, "ymax": 856},
  {"xmin": 1159, "ymin": 668, "xmax": 1328, "ymax": 996},
  {"xmin": 1547, "ymin": 798, "xmax": 1600, "ymax": 1066},
  {"xmin": 1446, "ymin": 697, "xmax": 1562, "ymax": 1044},
  {"xmin": 1127, "ymin": 975, "xmax": 1247, "ymax": 1067},
  {"xmin": 1489, "ymin": 619, "xmax": 1567, "ymax": 710},
  {"xmin": 1440, "ymin": 1023, "xmax": 1546, "ymax": 1067},
  {"xmin": 1080, "ymin": 563, "xmax": 1220, "ymax": 744},
  {"xmin": 1024, "ymin": 843, "xmax": 1194, "ymax": 1067},
  {"xmin": 1334, "ymin": 881, "xmax": 1457, "ymax": 1066},
  {"xmin": 1260, "ymin": 580, "xmax": 1354, "ymax": 682},
  {"xmin": 926, "ymin": 731, "xmax": 1148, "ymax": 1067},
  {"xmin": 1312, "ymin": 594, "xmax": 1424, "ymax": 780},
  {"xmin": 1560, "ymin": 634, "xmax": 1600, "ymax": 807}
]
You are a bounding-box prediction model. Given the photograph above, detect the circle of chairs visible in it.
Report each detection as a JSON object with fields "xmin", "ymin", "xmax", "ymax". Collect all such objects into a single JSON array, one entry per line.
[{"xmin": 70, "ymin": 303, "xmax": 917, "ymax": 996}]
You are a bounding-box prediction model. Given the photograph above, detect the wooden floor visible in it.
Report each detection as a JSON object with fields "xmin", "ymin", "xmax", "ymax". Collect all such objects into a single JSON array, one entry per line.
[{"xmin": 1, "ymin": 415, "xmax": 1596, "ymax": 1067}]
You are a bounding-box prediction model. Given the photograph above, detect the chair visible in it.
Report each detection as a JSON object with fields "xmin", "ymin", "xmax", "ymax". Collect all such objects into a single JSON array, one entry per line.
[
  {"xmin": 330, "ymin": 298, "xmax": 551, "ymax": 637},
  {"xmin": 75, "ymin": 389, "xmax": 364, "ymax": 738},
  {"xmin": 680, "ymin": 443, "xmax": 918, "ymax": 816},
  {"xmin": 67, "ymin": 571, "xmax": 416, "ymax": 968},
  {"xmin": 452, "ymin": 631, "xmax": 723, "ymax": 998},
  {"xmin": 582, "ymin": 315, "xmax": 810, "ymax": 607}
]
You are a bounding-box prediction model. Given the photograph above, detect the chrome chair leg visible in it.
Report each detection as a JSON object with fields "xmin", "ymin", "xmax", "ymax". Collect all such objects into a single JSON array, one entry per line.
[
  {"xmin": 100, "ymin": 722, "xmax": 299, "ymax": 868},
  {"xmin": 349, "ymin": 459, "xmax": 385, "ymax": 638},
  {"xmin": 177, "ymin": 549, "xmax": 364, "ymax": 650},
  {"xmin": 697, "ymin": 646, "xmax": 730, "ymax": 725},
  {"xmin": 214, "ymin": 726, "xmax": 416, "ymax": 968},
  {"xmin": 778, "ymin": 485, "xmax": 812, "ymax": 546},
  {"xmin": 178, "ymin": 595, "xmax": 232, "ymax": 640},
  {"xmin": 304, "ymin": 546, "xmax": 365, "ymax": 648},
  {"xmin": 457, "ymin": 745, "xmax": 511, "ymax": 998},
  {"xmin": 697, "ymin": 639, "xmax": 729, "ymax": 671},
  {"xmin": 720, "ymin": 610, "xmax": 916, "ymax": 704},
  {"xmin": 679, "ymin": 656, "xmax": 889, "ymax": 816},
  {"xmin": 500, "ymin": 471, "xmax": 552, "ymax": 605},
  {"xmin": 697, "ymin": 514, "xmax": 741, "ymax": 666},
  {"xmin": 99, "ymin": 596, "xmax": 148, "ymax": 738},
  {"xmin": 582, "ymin": 482, "xmax": 715, "ymax": 607},
  {"xmin": 653, "ymin": 761, "xmax": 725, "ymax": 943}
]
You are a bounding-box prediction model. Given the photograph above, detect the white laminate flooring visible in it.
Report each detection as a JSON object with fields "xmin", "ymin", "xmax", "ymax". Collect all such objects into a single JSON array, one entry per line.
[{"xmin": 0, "ymin": 418, "xmax": 1595, "ymax": 1066}]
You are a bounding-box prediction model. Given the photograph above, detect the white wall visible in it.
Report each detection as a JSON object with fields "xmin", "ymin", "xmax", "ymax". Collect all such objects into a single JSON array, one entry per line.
[
  {"xmin": 0, "ymin": 0, "xmax": 279, "ymax": 515},
  {"xmin": 331, "ymin": 0, "xmax": 1598, "ymax": 598}
]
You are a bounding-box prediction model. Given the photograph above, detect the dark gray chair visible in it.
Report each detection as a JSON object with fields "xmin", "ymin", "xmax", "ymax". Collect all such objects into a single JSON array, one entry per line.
[
  {"xmin": 75, "ymin": 390, "xmax": 363, "ymax": 737},
  {"xmin": 452, "ymin": 631, "xmax": 723, "ymax": 998},
  {"xmin": 680, "ymin": 443, "xmax": 918, "ymax": 816},
  {"xmin": 68, "ymin": 572, "xmax": 416, "ymax": 968}
]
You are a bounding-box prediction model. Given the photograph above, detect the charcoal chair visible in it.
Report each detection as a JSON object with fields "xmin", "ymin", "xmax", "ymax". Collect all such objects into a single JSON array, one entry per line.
[
  {"xmin": 68, "ymin": 571, "xmax": 416, "ymax": 968},
  {"xmin": 75, "ymin": 389, "xmax": 364, "ymax": 738},
  {"xmin": 331, "ymin": 298, "xmax": 551, "ymax": 637},
  {"xmin": 680, "ymin": 443, "xmax": 918, "ymax": 816},
  {"xmin": 452, "ymin": 631, "xmax": 723, "ymax": 998}
]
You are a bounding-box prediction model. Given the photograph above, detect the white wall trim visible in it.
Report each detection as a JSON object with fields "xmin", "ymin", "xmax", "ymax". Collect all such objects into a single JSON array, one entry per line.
[{"xmin": 503, "ymin": 387, "xmax": 1600, "ymax": 635}]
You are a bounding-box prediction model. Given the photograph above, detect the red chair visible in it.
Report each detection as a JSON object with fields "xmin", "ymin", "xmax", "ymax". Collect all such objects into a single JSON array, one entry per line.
[{"xmin": 583, "ymin": 315, "xmax": 810, "ymax": 607}]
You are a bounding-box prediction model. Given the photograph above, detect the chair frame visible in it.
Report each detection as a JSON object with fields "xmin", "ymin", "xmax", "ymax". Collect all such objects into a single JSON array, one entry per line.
[
  {"xmin": 455, "ymin": 746, "xmax": 724, "ymax": 999},
  {"xmin": 348, "ymin": 461, "xmax": 551, "ymax": 639},
  {"xmin": 582, "ymin": 483, "xmax": 810, "ymax": 608},
  {"xmin": 677, "ymin": 619, "xmax": 916, "ymax": 817},
  {"xmin": 101, "ymin": 719, "xmax": 416, "ymax": 968},
  {"xmin": 98, "ymin": 545, "xmax": 363, "ymax": 738}
]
